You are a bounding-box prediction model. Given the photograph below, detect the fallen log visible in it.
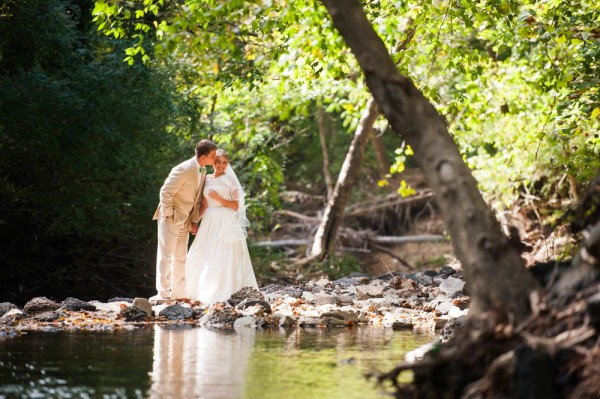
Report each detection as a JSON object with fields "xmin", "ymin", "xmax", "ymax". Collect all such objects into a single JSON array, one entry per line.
[
  {"xmin": 345, "ymin": 190, "xmax": 434, "ymax": 217},
  {"xmin": 251, "ymin": 234, "xmax": 448, "ymax": 247}
]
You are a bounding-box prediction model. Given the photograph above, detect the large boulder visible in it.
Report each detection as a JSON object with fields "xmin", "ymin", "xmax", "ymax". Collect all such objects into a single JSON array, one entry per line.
[
  {"xmin": 158, "ymin": 304, "xmax": 195, "ymax": 321},
  {"xmin": 23, "ymin": 297, "xmax": 60, "ymax": 314},
  {"xmin": 60, "ymin": 297, "xmax": 96, "ymax": 312},
  {"xmin": 0, "ymin": 302, "xmax": 18, "ymax": 317}
]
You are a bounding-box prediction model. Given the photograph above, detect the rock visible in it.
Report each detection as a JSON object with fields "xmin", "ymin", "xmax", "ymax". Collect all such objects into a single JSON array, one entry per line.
[
  {"xmin": 333, "ymin": 277, "xmax": 360, "ymax": 286},
  {"xmin": 439, "ymin": 276, "xmax": 466, "ymax": 298},
  {"xmin": 282, "ymin": 287, "xmax": 304, "ymax": 298},
  {"xmin": 438, "ymin": 265, "xmax": 456, "ymax": 278},
  {"xmin": 237, "ymin": 299, "xmax": 272, "ymax": 314},
  {"xmin": 158, "ymin": 304, "xmax": 196, "ymax": 320},
  {"xmin": 337, "ymin": 295, "xmax": 354, "ymax": 305},
  {"xmin": 228, "ymin": 287, "xmax": 264, "ymax": 307},
  {"xmin": 301, "ymin": 291, "xmax": 316, "ymax": 302},
  {"xmin": 321, "ymin": 310, "xmax": 359, "ymax": 323},
  {"xmin": 355, "ymin": 284, "xmax": 384, "ymax": 299},
  {"xmin": 272, "ymin": 314, "xmax": 296, "ymax": 327},
  {"xmin": 120, "ymin": 306, "xmax": 149, "ymax": 322},
  {"xmin": 298, "ymin": 317, "xmax": 325, "ymax": 327},
  {"xmin": 0, "ymin": 302, "xmax": 18, "ymax": 317},
  {"xmin": 389, "ymin": 276, "xmax": 404, "ymax": 289},
  {"xmin": 405, "ymin": 341, "xmax": 437, "ymax": 362},
  {"xmin": 234, "ymin": 316, "xmax": 258, "ymax": 329},
  {"xmin": 422, "ymin": 270, "xmax": 437, "ymax": 277},
  {"xmin": 200, "ymin": 306, "xmax": 241, "ymax": 329},
  {"xmin": 396, "ymin": 288, "xmax": 422, "ymax": 299},
  {"xmin": 132, "ymin": 298, "xmax": 153, "ymax": 317},
  {"xmin": 108, "ymin": 297, "xmax": 134, "ymax": 303},
  {"xmin": 23, "ymin": 297, "xmax": 60, "ymax": 314},
  {"xmin": 284, "ymin": 296, "xmax": 301, "ymax": 305},
  {"xmin": 374, "ymin": 271, "xmax": 403, "ymax": 281},
  {"xmin": 349, "ymin": 272, "xmax": 370, "ymax": 279},
  {"xmin": 429, "ymin": 296, "xmax": 454, "ymax": 315},
  {"xmin": 32, "ymin": 311, "xmax": 60, "ymax": 322},
  {"xmin": 1, "ymin": 308, "xmax": 26, "ymax": 321},
  {"xmin": 402, "ymin": 278, "xmax": 418, "ymax": 290},
  {"xmin": 391, "ymin": 321, "xmax": 414, "ymax": 330},
  {"xmin": 260, "ymin": 284, "xmax": 283, "ymax": 294},
  {"xmin": 439, "ymin": 315, "xmax": 467, "ymax": 343},
  {"xmin": 448, "ymin": 306, "xmax": 468, "ymax": 318},
  {"xmin": 60, "ymin": 297, "xmax": 96, "ymax": 312},
  {"xmin": 314, "ymin": 292, "xmax": 337, "ymax": 306},
  {"xmin": 434, "ymin": 317, "xmax": 448, "ymax": 330},
  {"xmin": 406, "ymin": 273, "xmax": 434, "ymax": 287},
  {"xmin": 314, "ymin": 278, "xmax": 331, "ymax": 287},
  {"xmin": 382, "ymin": 293, "xmax": 402, "ymax": 307}
]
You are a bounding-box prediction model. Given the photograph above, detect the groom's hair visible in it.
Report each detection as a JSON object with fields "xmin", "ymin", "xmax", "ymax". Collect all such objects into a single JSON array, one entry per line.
[{"xmin": 195, "ymin": 139, "xmax": 217, "ymax": 157}]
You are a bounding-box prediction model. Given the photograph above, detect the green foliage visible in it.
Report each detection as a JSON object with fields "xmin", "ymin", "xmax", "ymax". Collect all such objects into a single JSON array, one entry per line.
[
  {"xmin": 3, "ymin": 0, "xmax": 599, "ymax": 300},
  {"xmin": 0, "ymin": 0, "xmax": 183, "ymax": 303},
  {"xmin": 392, "ymin": 0, "xmax": 600, "ymax": 210},
  {"xmin": 247, "ymin": 246, "xmax": 290, "ymax": 281},
  {"xmin": 309, "ymin": 254, "xmax": 363, "ymax": 280}
]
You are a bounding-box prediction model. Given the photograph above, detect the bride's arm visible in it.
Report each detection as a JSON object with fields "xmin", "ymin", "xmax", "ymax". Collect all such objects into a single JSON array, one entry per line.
[{"xmin": 208, "ymin": 190, "xmax": 239, "ymax": 211}]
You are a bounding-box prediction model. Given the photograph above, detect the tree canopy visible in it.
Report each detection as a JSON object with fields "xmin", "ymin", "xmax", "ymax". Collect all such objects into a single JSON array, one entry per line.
[
  {"xmin": 1, "ymin": 0, "xmax": 598, "ymax": 303},
  {"xmin": 92, "ymin": 0, "xmax": 599, "ymax": 210}
]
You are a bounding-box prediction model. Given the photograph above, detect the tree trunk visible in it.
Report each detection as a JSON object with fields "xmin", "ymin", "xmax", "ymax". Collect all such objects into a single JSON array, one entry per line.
[
  {"xmin": 317, "ymin": 104, "xmax": 334, "ymax": 199},
  {"xmin": 321, "ymin": 0, "xmax": 539, "ymax": 323},
  {"xmin": 370, "ymin": 129, "xmax": 390, "ymax": 179},
  {"xmin": 310, "ymin": 99, "xmax": 379, "ymax": 259}
]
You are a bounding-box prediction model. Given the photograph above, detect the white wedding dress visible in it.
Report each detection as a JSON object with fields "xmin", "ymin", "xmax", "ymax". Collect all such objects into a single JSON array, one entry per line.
[{"xmin": 185, "ymin": 173, "xmax": 258, "ymax": 304}]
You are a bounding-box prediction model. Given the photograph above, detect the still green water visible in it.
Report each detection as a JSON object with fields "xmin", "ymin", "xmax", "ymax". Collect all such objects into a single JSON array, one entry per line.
[{"xmin": 0, "ymin": 326, "xmax": 435, "ymax": 399}]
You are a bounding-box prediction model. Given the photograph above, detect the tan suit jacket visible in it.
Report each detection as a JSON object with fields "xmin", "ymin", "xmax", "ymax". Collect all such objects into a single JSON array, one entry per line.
[{"xmin": 153, "ymin": 157, "xmax": 206, "ymax": 228}]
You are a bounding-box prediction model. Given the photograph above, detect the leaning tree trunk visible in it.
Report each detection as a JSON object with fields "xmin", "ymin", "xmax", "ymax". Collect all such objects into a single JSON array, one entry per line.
[
  {"xmin": 309, "ymin": 18, "xmax": 415, "ymax": 261},
  {"xmin": 317, "ymin": 104, "xmax": 334, "ymax": 199},
  {"xmin": 310, "ymin": 99, "xmax": 379, "ymax": 259},
  {"xmin": 321, "ymin": 0, "xmax": 539, "ymax": 323}
]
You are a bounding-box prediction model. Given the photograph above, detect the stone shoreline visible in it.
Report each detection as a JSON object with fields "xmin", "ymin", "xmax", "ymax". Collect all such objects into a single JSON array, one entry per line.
[{"xmin": 0, "ymin": 266, "xmax": 469, "ymax": 337}]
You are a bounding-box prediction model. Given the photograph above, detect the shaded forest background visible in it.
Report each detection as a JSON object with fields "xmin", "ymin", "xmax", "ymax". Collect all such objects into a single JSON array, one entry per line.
[{"xmin": 1, "ymin": 0, "xmax": 598, "ymax": 306}]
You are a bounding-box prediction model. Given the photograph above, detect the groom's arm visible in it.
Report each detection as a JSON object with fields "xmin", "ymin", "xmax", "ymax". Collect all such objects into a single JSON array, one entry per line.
[
  {"xmin": 189, "ymin": 197, "xmax": 207, "ymax": 235},
  {"xmin": 160, "ymin": 164, "xmax": 186, "ymax": 218},
  {"xmin": 197, "ymin": 197, "xmax": 208, "ymax": 219}
]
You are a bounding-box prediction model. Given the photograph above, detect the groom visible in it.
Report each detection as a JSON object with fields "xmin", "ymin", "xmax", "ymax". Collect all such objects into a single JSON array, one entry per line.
[{"xmin": 151, "ymin": 139, "xmax": 217, "ymax": 301}]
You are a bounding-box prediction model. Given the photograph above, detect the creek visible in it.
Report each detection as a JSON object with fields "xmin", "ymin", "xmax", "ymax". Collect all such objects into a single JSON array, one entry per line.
[{"xmin": 0, "ymin": 326, "xmax": 435, "ymax": 399}]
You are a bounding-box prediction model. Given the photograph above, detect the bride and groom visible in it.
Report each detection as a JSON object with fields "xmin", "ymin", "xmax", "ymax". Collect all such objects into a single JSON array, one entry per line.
[{"xmin": 151, "ymin": 139, "xmax": 258, "ymax": 304}]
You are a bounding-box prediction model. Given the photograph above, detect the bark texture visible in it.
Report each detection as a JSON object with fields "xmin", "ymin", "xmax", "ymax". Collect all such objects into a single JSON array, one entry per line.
[{"xmin": 321, "ymin": 0, "xmax": 539, "ymax": 323}]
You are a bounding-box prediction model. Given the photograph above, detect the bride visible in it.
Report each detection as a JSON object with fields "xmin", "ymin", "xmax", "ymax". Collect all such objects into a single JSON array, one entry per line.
[{"xmin": 185, "ymin": 149, "xmax": 258, "ymax": 303}]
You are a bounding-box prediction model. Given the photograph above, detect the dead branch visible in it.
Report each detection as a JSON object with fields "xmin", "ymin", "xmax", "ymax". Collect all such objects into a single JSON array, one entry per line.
[
  {"xmin": 368, "ymin": 241, "xmax": 414, "ymax": 268},
  {"xmin": 370, "ymin": 234, "xmax": 448, "ymax": 244},
  {"xmin": 273, "ymin": 209, "xmax": 320, "ymax": 222},
  {"xmin": 345, "ymin": 190, "xmax": 434, "ymax": 217},
  {"xmin": 251, "ymin": 234, "xmax": 448, "ymax": 248},
  {"xmin": 252, "ymin": 239, "xmax": 312, "ymax": 247}
]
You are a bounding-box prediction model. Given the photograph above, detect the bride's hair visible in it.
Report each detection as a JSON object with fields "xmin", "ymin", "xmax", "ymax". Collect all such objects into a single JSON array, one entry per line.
[
  {"xmin": 214, "ymin": 149, "xmax": 249, "ymax": 241},
  {"xmin": 216, "ymin": 149, "xmax": 229, "ymax": 160}
]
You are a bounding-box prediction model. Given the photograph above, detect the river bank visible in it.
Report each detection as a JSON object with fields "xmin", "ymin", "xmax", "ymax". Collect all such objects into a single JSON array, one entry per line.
[{"xmin": 0, "ymin": 265, "xmax": 468, "ymax": 338}]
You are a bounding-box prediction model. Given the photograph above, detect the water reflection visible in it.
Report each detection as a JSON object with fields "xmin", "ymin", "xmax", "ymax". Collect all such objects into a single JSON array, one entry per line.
[
  {"xmin": 148, "ymin": 325, "xmax": 255, "ymax": 399},
  {"xmin": 0, "ymin": 326, "xmax": 434, "ymax": 399},
  {"xmin": 0, "ymin": 330, "xmax": 153, "ymax": 398}
]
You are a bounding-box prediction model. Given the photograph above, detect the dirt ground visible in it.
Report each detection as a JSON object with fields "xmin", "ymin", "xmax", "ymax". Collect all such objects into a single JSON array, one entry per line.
[{"xmin": 360, "ymin": 240, "xmax": 456, "ymax": 276}]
